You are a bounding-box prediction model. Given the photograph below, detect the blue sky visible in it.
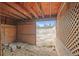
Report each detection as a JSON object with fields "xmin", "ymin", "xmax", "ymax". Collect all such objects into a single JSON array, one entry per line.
[{"xmin": 36, "ymin": 19, "xmax": 56, "ymax": 27}]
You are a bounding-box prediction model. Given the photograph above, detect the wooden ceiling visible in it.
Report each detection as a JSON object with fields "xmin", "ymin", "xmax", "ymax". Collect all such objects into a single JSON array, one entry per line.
[{"xmin": 0, "ymin": 2, "xmax": 62, "ymax": 21}]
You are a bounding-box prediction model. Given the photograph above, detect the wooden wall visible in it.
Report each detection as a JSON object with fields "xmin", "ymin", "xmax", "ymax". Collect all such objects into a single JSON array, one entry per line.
[
  {"xmin": 0, "ymin": 17, "xmax": 1, "ymax": 56},
  {"xmin": 1, "ymin": 24, "xmax": 16, "ymax": 44},
  {"xmin": 1, "ymin": 16, "xmax": 36, "ymax": 45},
  {"xmin": 1, "ymin": 16, "xmax": 16, "ymax": 44},
  {"xmin": 17, "ymin": 21, "xmax": 36, "ymax": 45}
]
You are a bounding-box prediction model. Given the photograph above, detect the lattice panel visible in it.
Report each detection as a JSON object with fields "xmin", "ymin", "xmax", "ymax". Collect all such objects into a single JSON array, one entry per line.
[{"xmin": 57, "ymin": 3, "xmax": 79, "ymax": 56}]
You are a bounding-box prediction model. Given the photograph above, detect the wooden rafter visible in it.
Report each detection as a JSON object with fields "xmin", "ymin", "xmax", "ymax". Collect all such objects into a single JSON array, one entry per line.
[
  {"xmin": 35, "ymin": 3, "xmax": 44, "ymax": 18},
  {"xmin": 5, "ymin": 2, "xmax": 32, "ymax": 20},
  {"xmin": 0, "ymin": 3, "xmax": 27, "ymax": 20}
]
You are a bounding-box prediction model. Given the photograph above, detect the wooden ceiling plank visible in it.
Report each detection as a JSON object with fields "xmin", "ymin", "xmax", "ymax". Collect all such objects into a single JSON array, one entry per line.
[
  {"xmin": 40, "ymin": 2, "xmax": 51, "ymax": 17},
  {"xmin": 0, "ymin": 13, "xmax": 13, "ymax": 18},
  {"xmin": 0, "ymin": 3, "xmax": 27, "ymax": 20},
  {"xmin": 5, "ymin": 2, "xmax": 32, "ymax": 20},
  {"xmin": 17, "ymin": 3, "xmax": 38, "ymax": 19},
  {"xmin": 0, "ymin": 7, "xmax": 21, "ymax": 19},
  {"xmin": 0, "ymin": 2, "xmax": 62, "ymax": 21},
  {"xmin": 1, "ymin": 8, "xmax": 25, "ymax": 20},
  {"xmin": 0, "ymin": 11, "xmax": 20, "ymax": 20},
  {"xmin": 24, "ymin": 3, "xmax": 39, "ymax": 19},
  {"xmin": 38, "ymin": 3, "xmax": 45, "ymax": 18},
  {"xmin": 35, "ymin": 3, "xmax": 44, "ymax": 18}
]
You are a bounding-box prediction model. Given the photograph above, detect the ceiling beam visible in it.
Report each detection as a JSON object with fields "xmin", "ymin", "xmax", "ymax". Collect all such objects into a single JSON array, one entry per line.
[
  {"xmin": 35, "ymin": 3, "xmax": 44, "ymax": 18},
  {"xmin": 0, "ymin": 3, "xmax": 27, "ymax": 20},
  {"xmin": 0, "ymin": 8, "xmax": 21, "ymax": 20},
  {"xmin": 0, "ymin": 12, "xmax": 17, "ymax": 19},
  {"xmin": 5, "ymin": 2, "xmax": 32, "ymax": 20},
  {"xmin": 0, "ymin": 8, "xmax": 25, "ymax": 20},
  {"xmin": 0, "ymin": 13, "xmax": 14, "ymax": 19},
  {"xmin": 38, "ymin": 3, "xmax": 45, "ymax": 18},
  {"xmin": 17, "ymin": 3, "xmax": 39, "ymax": 19},
  {"xmin": 24, "ymin": 3, "xmax": 39, "ymax": 19},
  {"xmin": 49, "ymin": 2, "xmax": 51, "ymax": 17}
]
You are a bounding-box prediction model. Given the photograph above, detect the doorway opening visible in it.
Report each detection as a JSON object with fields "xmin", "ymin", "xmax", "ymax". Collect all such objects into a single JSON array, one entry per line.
[{"xmin": 36, "ymin": 19, "xmax": 56, "ymax": 47}]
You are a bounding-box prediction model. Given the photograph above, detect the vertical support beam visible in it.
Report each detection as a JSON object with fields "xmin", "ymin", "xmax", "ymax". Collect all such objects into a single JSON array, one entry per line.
[{"xmin": 0, "ymin": 15, "xmax": 1, "ymax": 56}]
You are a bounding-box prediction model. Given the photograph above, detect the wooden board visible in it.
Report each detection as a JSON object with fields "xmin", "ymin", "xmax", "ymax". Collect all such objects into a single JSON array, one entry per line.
[
  {"xmin": 1, "ymin": 24, "xmax": 16, "ymax": 44},
  {"xmin": 17, "ymin": 22, "xmax": 36, "ymax": 45}
]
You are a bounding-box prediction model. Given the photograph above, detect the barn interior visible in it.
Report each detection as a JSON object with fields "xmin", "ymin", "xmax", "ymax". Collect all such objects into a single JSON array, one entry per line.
[{"xmin": 0, "ymin": 2, "xmax": 79, "ymax": 56}]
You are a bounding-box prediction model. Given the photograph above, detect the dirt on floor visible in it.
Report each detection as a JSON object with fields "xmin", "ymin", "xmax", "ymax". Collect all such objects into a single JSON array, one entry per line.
[
  {"xmin": 3, "ymin": 42, "xmax": 58, "ymax": 56},
  {"xmin": 2, "ymin": 26, "xmax": 57, "ymax": 56}
]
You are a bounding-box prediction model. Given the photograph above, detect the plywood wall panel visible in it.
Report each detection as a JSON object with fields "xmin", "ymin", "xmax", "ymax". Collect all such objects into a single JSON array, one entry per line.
[
  {"xmin": 17, "ymin": 22, "xmax": 36, "ymax": 45},
  {"xmin": 1, "ymin": 24, "xmax": 16, "ymax": 44},
  {"xmin": 18, "ymin": 24, "xmax": 35, "ymax": 34},
  {"xmin": 18, "ymin": 34, "xmax": 36, "ymax": 44}
]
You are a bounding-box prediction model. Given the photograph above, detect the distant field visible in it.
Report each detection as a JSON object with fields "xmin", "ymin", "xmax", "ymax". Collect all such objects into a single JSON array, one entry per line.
[
  {"xmin": 36, "ymin": 26, "xmax": 56, "ymax": 47},
  {"xmin": 37, "ymin": 26, "xmax": 54, "ymax": 29}
]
